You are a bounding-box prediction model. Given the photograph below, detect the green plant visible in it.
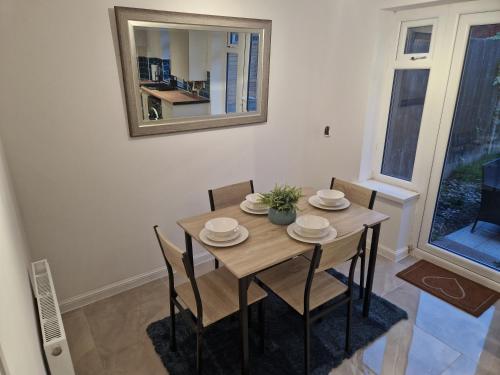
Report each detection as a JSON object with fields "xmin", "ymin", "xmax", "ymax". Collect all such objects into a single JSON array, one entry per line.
[{"xmin": 259, "ymin": 185, "xmax": 302, "ymax": 212}]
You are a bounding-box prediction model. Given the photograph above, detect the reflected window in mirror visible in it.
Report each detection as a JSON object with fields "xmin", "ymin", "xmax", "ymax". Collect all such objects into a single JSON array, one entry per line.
[{"xmin": 228, "ymin": 32, "xmax": 239, "ymax": 47}]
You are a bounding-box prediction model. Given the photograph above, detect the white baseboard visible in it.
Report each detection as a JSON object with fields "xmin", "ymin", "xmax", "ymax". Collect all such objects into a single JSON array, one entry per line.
[
  {"xmin": 59, "ymin": 253, "xmax": 214, "ymax": 313},
  {"xmin": 59, "ymin": 241, "xmax": 413, "ymax": 314},
  {"xmin": 367, "ymin": 239, "xmax": 409, "ymax": 262},
  {"xmin": 413, "ymin": 248, "xmax": 500, "ymax": 293}
]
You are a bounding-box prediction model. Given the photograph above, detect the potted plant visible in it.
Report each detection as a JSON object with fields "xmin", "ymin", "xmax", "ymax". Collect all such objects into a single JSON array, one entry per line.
[{"xmin": 260, "ymin": 185, "xmax": 302, "ymax": 225}]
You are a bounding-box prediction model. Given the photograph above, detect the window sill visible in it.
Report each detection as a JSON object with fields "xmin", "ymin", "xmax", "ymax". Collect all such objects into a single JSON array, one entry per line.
[{"xmin": 354, "ymin": 179, "xmax": 420, "ymax": 205}]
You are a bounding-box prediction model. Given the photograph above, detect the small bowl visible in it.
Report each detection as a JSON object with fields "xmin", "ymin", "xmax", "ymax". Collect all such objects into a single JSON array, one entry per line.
[
  {"xmin": 317, "ymin": 189, "xmax": 345, "ymax": 206},
  {"xmin": 295, "ymin": 214, "xmax": 330, "ymax": 238},
  {"xmin": 204, "ymin": 217, "xmax": 239, "ymax": 241},
  {"xmin": 245, "ymin": 193, "xmax": 267, "ymax": 210}
]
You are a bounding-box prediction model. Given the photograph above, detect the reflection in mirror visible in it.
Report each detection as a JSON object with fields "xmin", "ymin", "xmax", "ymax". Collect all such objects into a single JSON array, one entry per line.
[{"xmin": 133, "ymin": 26, "xmax": 261, "ymax": 122}]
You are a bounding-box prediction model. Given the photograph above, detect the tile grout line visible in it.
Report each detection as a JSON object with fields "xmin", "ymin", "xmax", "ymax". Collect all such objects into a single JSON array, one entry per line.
[
  {"xmin": 438, "ymin": 354, "xmax": 463, "ymax": 375},
  {"xmin": 80, "ymin": 306, "xmax": 108, "ymax": 373}
]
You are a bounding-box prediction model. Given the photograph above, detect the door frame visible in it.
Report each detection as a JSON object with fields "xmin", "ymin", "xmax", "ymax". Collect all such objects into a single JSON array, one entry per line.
[{"xmin": 417, "ymin": 9, "xmax": 500, "ymax": 286}]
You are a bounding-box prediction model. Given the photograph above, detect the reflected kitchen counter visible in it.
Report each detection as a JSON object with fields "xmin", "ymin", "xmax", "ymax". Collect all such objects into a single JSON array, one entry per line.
[{"xmin": 140, "ymin": 86, "xmax": 210, "ymax": 106}]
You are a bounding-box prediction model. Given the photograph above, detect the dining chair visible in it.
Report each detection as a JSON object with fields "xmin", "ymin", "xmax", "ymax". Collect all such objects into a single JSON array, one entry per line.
[
  {"xmin": 208, "ymin": 180, "xmax": 255, "ymax": 211},
  {"xmin": 330, "ymin": 178, "xmax": 377, "ymax": 299},
  {"xmin": 258, "ymin": 227, "xmax": 367, "ymax": 375},
  {"xmin": 154, "ymin": 225, "xmax": 267, "ymax": 374},
  {"xmin": 208, "ymin": 180, "xmax": 254, "ymax": 268}
]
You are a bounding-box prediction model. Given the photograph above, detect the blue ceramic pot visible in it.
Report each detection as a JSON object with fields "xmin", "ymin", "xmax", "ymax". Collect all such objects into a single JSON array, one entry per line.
[{"xmin": 268, "ymin": 208, "xmax": 296, "ymax": 225}]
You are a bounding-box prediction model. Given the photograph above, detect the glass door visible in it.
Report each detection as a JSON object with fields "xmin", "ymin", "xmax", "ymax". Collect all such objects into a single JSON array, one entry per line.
[{"xmin": 419, "ymin": 11, "xmax": 500, "ymax": 281}]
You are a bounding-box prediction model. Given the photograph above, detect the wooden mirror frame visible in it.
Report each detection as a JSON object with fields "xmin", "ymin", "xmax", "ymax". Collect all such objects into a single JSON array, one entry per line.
[{"xmin": 115, "ymin": 7, "xmax": 272, "ymax": 137}]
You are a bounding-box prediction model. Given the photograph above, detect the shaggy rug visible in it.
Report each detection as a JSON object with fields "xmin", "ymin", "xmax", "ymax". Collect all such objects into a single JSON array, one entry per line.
[{"xmin": 147, "ymin": 270, "xmax": 407, "ymax": 375}]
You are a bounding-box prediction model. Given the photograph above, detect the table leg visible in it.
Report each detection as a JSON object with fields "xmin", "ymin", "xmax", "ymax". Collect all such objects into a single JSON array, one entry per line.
[
  {"xmin": 184, "ymin": 231, "xmax": 194, "ymax": 268},
  {"xmin": 363, "ymin": 223, "xmax": 381, "ymax": 317},
  {"xmin": 239, "ymin": 276, "xmax": 250, "ymax": 375}
]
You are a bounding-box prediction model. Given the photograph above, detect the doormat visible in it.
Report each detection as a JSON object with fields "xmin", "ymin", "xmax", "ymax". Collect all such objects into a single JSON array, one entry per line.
[{"xmin": 397, "ymin": 260, "xmax": 498, "ymax": 317}]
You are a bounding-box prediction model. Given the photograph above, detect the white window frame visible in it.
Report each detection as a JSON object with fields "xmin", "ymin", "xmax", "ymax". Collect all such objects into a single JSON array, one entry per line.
[
  {"xmin": 372, "ymin": 7, "xmax": 451, "ymax": 193},
  {"xmin": 396, "ymin": 18, "xmax": 438, "ymax": 62}
]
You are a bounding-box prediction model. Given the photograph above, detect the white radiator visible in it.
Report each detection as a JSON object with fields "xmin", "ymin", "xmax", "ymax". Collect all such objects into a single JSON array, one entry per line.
[{"xmin": 31, "ymin": 260, "xmax": 75, "ymax": 375}]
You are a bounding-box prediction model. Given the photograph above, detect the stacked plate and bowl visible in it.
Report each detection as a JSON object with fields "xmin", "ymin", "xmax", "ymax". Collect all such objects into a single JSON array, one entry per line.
[
  {"xmin": 240, "ymin": 193, "xmax": 269, "ymax": 214},
  {"xmin": 308, "ymin": 189, "xmax": 351, "ymax": 210},
  {"xmin": 199, "ymin": 217, "xmax": 249, "ymax": 247},
  {"xmin": 287, "ymin": 214, "xmax": 337, "ymax": 244}
]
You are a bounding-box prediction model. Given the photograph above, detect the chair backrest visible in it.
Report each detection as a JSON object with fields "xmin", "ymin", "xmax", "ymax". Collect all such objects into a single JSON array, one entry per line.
[
  {"xmin": 208, "ymin": 180, "xmax": 254, "ymax": 211},
  {"xmin": 153, "ymin": 226, "xmax": 188, "ymax": 279},
  {"xmin": 483, "ymin": 158, "xmax": 500, "ymax": 189},
  {"xmin": 315, "ymin": 227, "xmax": 365, "ymax": 273},
  {"xmin": 153, "ymin": 226, "xmax": 204, "ymax": 325},
  {"xmin": 330, "ymin": 178, "xmax": 376, "ymax": 209}
]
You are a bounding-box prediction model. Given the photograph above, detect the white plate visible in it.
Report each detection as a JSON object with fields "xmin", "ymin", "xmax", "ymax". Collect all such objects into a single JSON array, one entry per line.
[
  {"xmin": 318, "ymin": 197, "xmax": 344, "ymax": 207},
  {"xmin": 308, "ymin": 195, "xmax": 351, "ymax": 211},
  {"xmin": 199, "ymin": 226, "xmax": 249, "ymax": 248},
  {"xmin": 206, "ymin": 228, "xmax": 241, "ymax": 242},
  {"xmin": 240, "ymin": 201, "xmax": 269, "ymax": 215},
  {"xmin": 287, "ymin": 223, "xmax": 337, "ymax": 244},
  {"xmin": 293, "ymin": 225, "xmax": 330, "ymax": 239}
]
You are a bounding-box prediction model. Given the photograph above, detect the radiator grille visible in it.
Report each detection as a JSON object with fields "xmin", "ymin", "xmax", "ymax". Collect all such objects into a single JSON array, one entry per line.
[
  {"xmin": 36, "ymin": 274, "xmax": 51, "ymax": 296},
  {"xmin": 32, "ymin": 260, "xmax": 64, "ymax": 344},
  {"xmin": 40, "ymin": 295, "xmax": 57, "ymax": 320}
]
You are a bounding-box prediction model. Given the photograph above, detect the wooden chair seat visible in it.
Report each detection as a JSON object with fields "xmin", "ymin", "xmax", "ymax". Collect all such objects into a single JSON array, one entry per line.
[
  {"xmin": 176, "ymin": 267, "xmax": 267, "ymax": 326},
  {"xmin": 258, "ymin": 256, "xmax": 347, "ymax": 315}
]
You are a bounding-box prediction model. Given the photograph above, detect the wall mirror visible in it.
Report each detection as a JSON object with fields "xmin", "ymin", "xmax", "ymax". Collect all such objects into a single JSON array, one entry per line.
[{"xmin": 115, "ymin": 7, "xmax": 271, "ymax": 137}]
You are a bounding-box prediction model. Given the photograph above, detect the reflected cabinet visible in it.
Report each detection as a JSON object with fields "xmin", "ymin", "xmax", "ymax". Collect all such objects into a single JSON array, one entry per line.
[{"xmin": 115, "ymin": 7, "xmax": 271, "ymax": 136}]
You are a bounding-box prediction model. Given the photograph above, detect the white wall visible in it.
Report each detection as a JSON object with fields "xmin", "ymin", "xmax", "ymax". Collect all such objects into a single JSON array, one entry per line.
[
  {"xmin": 208, "ymin": 31, "xmax": 227, "ymax": 115},
  {"xmin": 302, "ymin": 0, "xmax": 385, "ymax": 187},
  {"xmin": 0, "ymin": 137, "xmax": 46, "ymax": 374},
  {"xmin": 0, "ymin": 0, "xmax": 384, "ymax": 305}
]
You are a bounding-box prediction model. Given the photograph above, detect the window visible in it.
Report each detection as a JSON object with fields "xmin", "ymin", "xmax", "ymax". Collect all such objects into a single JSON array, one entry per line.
[
  {"xmin": 405, "ymin": 25, "xmax": 433, "ymax": 54},
  {"xmin": 228, "ymin": 32, "xmax": 239, "ymax": 47},
  {"xmin": 381, "ymin": 69, "xmax": 430, "ymax": 180},
  {"xmin": 226, "ymin": 52, "xmax": 238, "ymax": 113},
  {"xmin": 247, "ymin": 33, "xmax": 260, "ymax": 112},
  {"xmin": 396, "ymin": 19, "xmax": 437, "ymax": 61},
  {"xmin": 378, "ymin": 18, "xmax": 435, "ymax": 182}
]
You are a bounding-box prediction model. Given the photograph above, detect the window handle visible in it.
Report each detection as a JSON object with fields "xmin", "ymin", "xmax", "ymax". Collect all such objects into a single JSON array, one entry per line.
[{"xmin": 410, "ymin": 56, "xmax": 427, "ymax": 61}]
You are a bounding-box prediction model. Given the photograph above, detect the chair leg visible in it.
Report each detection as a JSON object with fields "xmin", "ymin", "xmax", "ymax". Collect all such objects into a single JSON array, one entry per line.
[
  {"xmin": 471, "ymin": 219, "xmax": 479, "ymax": 233},
  {"xmin": 258, "ymin": 300, "xmax": 265, "ymax": 353},
  {"xmin": 304, "ymin": 314, "xmax": 311, "ymax": 375},
  {"xmin": 359, "ymin": 252, "xmax": 365, "ymax": 300},
  {"xmin": 196, "ymin": 330, "xmax": 203, "ymax": 375},
  {"xmin": 170, "ymin": 297, "xmax": 177, "ymax": 352},
  {"xmin": 345, "ymin": 298, "xmax": 352, "ymax": 354},
  {"xmin": 214, "ymin": 259, "xmax": 219, "ymax": 269}
]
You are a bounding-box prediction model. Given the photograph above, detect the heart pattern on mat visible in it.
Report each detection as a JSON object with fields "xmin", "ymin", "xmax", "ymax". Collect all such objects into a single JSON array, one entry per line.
[{"xmin": 422, "ymin": 276, "xmax": 466, "ymax": 300}]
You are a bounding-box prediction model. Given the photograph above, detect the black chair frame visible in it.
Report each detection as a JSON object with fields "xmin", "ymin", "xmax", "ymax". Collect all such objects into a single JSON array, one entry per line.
[
  {"xmin": 154, "ymin": 226, "xmax": 264, "ymax": 374},
  {"xmin": 301, "ymin": 226, "xmax": 367, "ymax": 375},
  {"xmin": 330, "ymin": 177, "xmax": 376, "ymax": 299},
  {"xmin": 471, "ymin": 158, "xmax": 500, "ymax": 232}
]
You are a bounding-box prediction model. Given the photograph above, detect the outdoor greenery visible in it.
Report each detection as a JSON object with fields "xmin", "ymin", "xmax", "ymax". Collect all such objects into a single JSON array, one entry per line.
[
  {"xmin": 259, "ymin": 185, "xmax": 302, "ymax": 212},
  {"xmin": 431, "ymin": 152, "xmax": 500, "ymax": 241},
  {"xmin": 451, "ymin": 152, "xmax": 500, "ymax": 184}
]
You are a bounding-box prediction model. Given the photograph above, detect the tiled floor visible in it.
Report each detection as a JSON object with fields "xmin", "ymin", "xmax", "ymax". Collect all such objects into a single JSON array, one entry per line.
[
  {"xmin": 62, "ymin": 255, "xmax": 500, "ymax": 375},
  {"xmin": 442, "ymin": 223, "xmax": 500, "ymax": 269},
  {"xmin": 446, "ymin": 223, "xmax": 500, "ymax": 255}
]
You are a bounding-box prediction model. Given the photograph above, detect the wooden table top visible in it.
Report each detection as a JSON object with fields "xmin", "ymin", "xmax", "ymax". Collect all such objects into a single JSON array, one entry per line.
[
  {"xmin": 177, "ymin": 187, "xmax": 389, "ymax": 279},
  {"xmin": 141, "ymin": 87, "xmax": 209, "ymax": 105}
]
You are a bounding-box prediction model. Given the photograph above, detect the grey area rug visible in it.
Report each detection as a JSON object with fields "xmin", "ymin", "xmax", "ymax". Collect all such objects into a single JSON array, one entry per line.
[{"xmin": 147, "ymin": 270, "xmax": 407, "ymax": 375}]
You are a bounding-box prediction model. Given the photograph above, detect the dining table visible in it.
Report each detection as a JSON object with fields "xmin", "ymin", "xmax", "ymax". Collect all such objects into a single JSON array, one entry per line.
[{"xmin": 177, "ymin": 187, "xmax": 389, "ymax": 375}]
